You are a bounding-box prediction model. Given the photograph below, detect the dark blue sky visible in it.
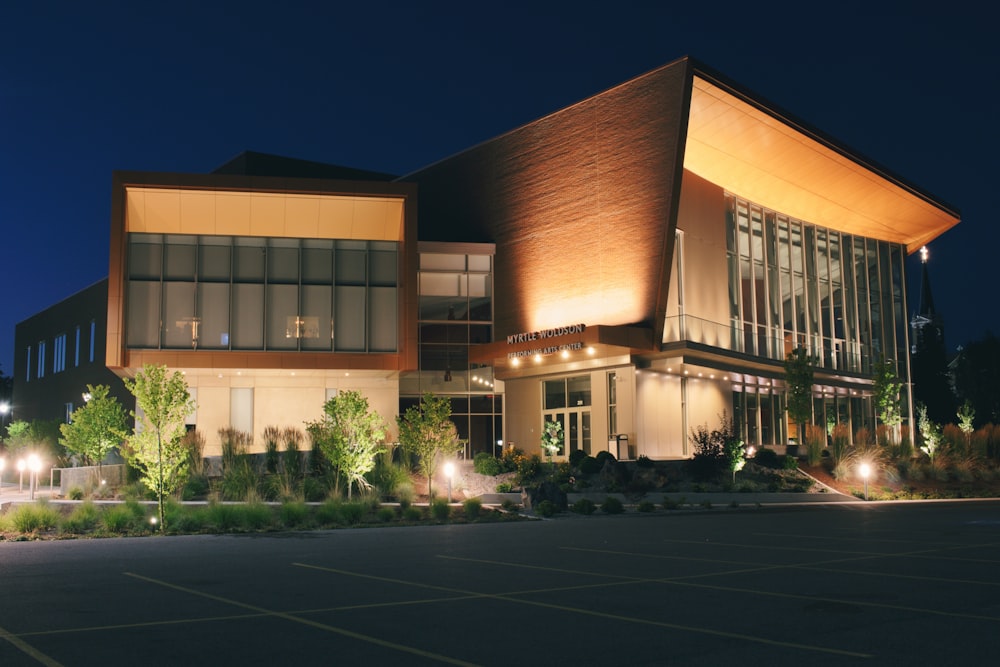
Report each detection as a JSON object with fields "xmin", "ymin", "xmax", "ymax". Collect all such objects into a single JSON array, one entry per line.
[{"xmin": 2, "ymin": 1, "xmax": 996, "ymax": 377}]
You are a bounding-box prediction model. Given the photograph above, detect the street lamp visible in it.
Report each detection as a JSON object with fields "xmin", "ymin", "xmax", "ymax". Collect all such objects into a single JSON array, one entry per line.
[
  {"xmin": 17, "ymin": 458, "xmax": 26, "ymax": 493},
  {"xmin": 28, "ymin": 453, "xmax": 42, "ymax": 500},
  {"xmin": 859, "ymin": 462, "xmax": 872, "ymax": 501},
  {"xmin": 0, "ymin": 400, "xmax": 9, "ymax": 431},
  {"xmin": 443, "ymin": 461, "xmax": 455, "ymax": 503}
]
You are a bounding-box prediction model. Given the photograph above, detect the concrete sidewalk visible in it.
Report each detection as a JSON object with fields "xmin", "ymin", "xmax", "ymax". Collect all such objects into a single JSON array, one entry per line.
[{"xmin": 0, "ymin": 480, "xmax": 58, "ymax": 510}]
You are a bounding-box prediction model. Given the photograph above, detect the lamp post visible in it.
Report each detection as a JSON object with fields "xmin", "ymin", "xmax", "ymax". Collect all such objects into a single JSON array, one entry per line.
[
  {"xmin": 443, "ymin": 461, "xmax": 455, "ymax": 503},
  {"xmin": 28, "ymin": 453, "xmax": 42, "ymax": 500},
  {"xmin": 859, "ymin": 462, "xmax": 871, "ymax": 501},
  {"xmin": 17, "ymin": 458, "xmax": 26, "ymax": 493}
]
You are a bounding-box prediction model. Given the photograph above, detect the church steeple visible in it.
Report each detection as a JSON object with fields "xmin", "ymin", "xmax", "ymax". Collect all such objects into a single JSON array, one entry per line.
[{"xmin": 910, "ymin": 245, "xmax": 953, "ymax": 423}]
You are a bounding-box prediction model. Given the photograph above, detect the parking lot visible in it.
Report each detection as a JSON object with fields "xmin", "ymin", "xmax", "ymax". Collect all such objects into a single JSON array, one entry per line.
[{"xmin": 2, "ymin": 500, "xmax": 999, "ymax": 665}]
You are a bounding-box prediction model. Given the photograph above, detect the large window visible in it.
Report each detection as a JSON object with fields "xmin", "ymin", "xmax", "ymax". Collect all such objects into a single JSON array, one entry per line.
[
  {"xmin": 725, "ymin": 195, "xmax": 907, "ymax": 376},
  {"xmin": 125, "ymin": 234, "xmax": 399, "ymax": 353}
]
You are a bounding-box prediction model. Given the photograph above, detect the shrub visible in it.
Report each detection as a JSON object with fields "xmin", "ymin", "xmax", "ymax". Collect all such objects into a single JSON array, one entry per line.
[
  {"xmin": 462, "ymin": 497, "xmax": 482, "ymax": 520},
  {"xmin": 500, "ymin": 499, "xmax": 520, "ymax": 513},
  {"xmin": 515, "ymin": 454, "xmax": 543, "ymax": 486},
  {"xmin": 571, "ymin": 498, "xmax": 596, "ymax": 515},
  {"xmin": 302, "ymin": 476, "xmax": 329, "ymax": 502},
  {"xmin": 315, "ymin": 500, "xmax": 342, "ymax": 526},
  {"xmin": 578, "ymin": 455, "xmax": 601, "ymax": 475},
  {"xmin": 689, "ymin": 415, "xmax": 734, "ymax": 480},
  {"xmin": 8, "ymin": 501, "xmax": 61, "ymax": 533},
  {"xmin": 365, "ymin": 456, "xmax": 413, "ymax": 500},
  {"xmin": 172, "ymin": 505, "xmax": 208, "ymax": 533},
  {"xmin": 600, "ymin": 496, "xmax": 624, "ymax": 514},
  {"xmin": 403, "ymin": 506, "xmax": 424, "ymax": 521},
  {"xmin": 182, "ymin": 474, "xmax": 210, "ymax": 501},
  {"xmin": 495, "ymin": 482, "xmax": 514, "ymax": 493},
  {"xmin": 244, "ymin": 502, "xmax": 275, "ymax": 530},
  {"xmin": 637, "ymin": 500, "xmax": 656, "ymax": 512},
  {"xmin": 568, "ymin": 448, "xmax": 589, "ymax": 467},
  {"xmin": 473, "ymin": 451, "xmax": 503, "ymax": 476},
  {"xmin": 594, "ymin": 450, "xmax": 617, "ymax": 468},
  {"xmin": 103, "ymin": 504, "xmax": 140, "ymax": 534},
  {"xmin": 62, "ymin": 501, "xmax": 101, "ymax": 534},
  {"xmin": 636, "ymin": 455, "xmax": 655, "ymax": 469},
  {"xmin": 283, "ymin": 428, "xmax": 305, "ymax": 479},
  {"xmin": 783, "ymin": 455, "xmax": 799, "ymax": 470},
  {"xmin": 535, "ymin": 500, "xmax": 558, "ymax": 517},
  {"xmin": 220, "ymin": 459, "xmax": 260, "ymax": 501},
  {"xmin": 430, "ymin": 497, "xmax": 451, "ymax": 521},
  {"xmin": 804, "ymin": 424, "xmax": 826, "ymax": 466},
  {"xmin": 205, "ymin": 502, "xmax": 247, "ymax": 532},
  {"xmin": 339, "ymin": 501, "xmax": 366, "ymax": 525},
  {"xmin": 279, "ymin": 501, "xmax": 310, "ymax": 528},
  {"xmin": 753, "ymin": 447, "xmax": 782, "ymax": 469},
  {"xmin": 68, "ymin": 486, "xmax": 85, "ymax": 501}
]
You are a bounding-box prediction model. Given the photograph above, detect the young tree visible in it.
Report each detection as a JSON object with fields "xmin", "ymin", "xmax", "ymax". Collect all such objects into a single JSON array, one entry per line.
[
  {"xmin": 59, "ymin": 384, "xmax": 128, "ymax": 481},
  {"xmin": 397, "ymin": 393, "xmax": 464, "ymax": 498},
  {"xmin": 784, "ymin": 347, "xmax": 816, "ymax": 446},
  {"xmin": 306, "ymin": 390, "xmax": 387, "ymax": 499},
  {"xmin": 957, "ymin": 400, "xmax": 975, "ymax": 456},
  {"xmin": 872, "ymin": 359, "xmax": 904, "ymax": 451},
  {"xmin": 917, "ymin": 403, "xmax": 941, "ymax": 465},
  {"xmin": 124, "ymin": 365, "xmax": 196, "ymax": 529}
]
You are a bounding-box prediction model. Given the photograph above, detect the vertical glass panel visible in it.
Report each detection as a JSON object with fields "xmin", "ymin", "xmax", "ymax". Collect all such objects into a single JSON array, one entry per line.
[
  {"xmin": 468, "ymin": 255, "xmax": 491, "ymax": 272},
  {"xmin": 336, "ymin": 248, "xmax": 366, "ymax": 284},
  {"xmin": 301, "ymin": 285, "xmax": 332, "ymax": 350},
  {"xmin": 198, "ymin": 237, "xmax": 231, "ymax": 282},
  {"xmin": 368, "ymin": 286, "xmax": 397, "ymax": 352},
  {"xmin": 420, "ymin": 253, "xmax": 466, "ymax": 270},
  {"xmin": 163, "ymin": 237, "xmax": 197, "ymax": 280},
  {"xmin": 268, "ymin": 240, "xmax": 299, "ymax": 284},
  {"xmin": 197, "ymin": 282, "xmax": 230, "ymax": 349},
  {"xmin": 335, "ymin": 285, "xmax": 366, "ymax": 351},
  {"xmin": 370, "ymin": 249, "xmax": 397, "ymax": 286},
  {"xmin": 230, "ymin": 388, "xmax": 254, "ymax": 434},
  {"xmin": 126, "ymin": 281, "xmax": 160, "ymax": 347},
  {"xmin": 267, "ymin": 284, "xmax": 299, "ymax": 349},
  {"xmin": 468, "ymin": 274, "xmax": 490, "ymax": 321},
  {"xmin": 469, "ymin": 324, "xmax": 491, "ymax": 344},
  {"xmin": 234, "ymin": 238, "xmax": 266, "ymax": 282},
  {"xmin": 301, "ymin": 240, "xmax": 333, "ymax": 284},
  {"xmin": 129, "ymin": 235, "xmax": 162, "ymax": 280},
  {"xmin": 162, "ymin": 282, "xmax": 196, "ymax": 348},
  {"xmin": 231, "ymin": 283, "xmax": 264, "ymax": 349},
  {"xmin": 567, "ymin": 375, "xmax": 591, "ymax": 406},
  {"xmin": 543, "ymin": 380, "xmax": 566, "ymax": 410}
]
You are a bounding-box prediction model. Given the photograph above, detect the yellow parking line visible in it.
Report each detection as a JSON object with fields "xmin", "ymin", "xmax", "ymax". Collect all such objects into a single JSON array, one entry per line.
[
  {"xmin": 296, "ymin": 561, "xmax": 872, "ymax": 658},
  {"xmin": 124, "ymin": 572, "xmax": 479, "ymax": 667},
  {"xmin": 0, "ymin": 623, "xmax": 64, "ymax": 667}
]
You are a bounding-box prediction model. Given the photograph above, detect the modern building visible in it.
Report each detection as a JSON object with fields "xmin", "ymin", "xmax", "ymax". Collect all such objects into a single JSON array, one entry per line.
[
  {"xmin": 14, "ymin": 56, "xmax": 960, "ymax": 460},
  {"xmin": 406, "ymin": 55, "xmax": 959, "ymax": 458},
  {"xmin": 12, "ymin": 279, "xmax": 132, "ymax": 424}
]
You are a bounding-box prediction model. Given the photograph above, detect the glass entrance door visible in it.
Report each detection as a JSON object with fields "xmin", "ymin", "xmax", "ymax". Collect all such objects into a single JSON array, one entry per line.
[{"xmin": 543, "ymin": 409, "xmax": 591, "ymax": 460}]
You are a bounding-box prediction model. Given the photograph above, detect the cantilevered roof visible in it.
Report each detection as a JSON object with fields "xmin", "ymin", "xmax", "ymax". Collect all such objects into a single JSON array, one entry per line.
[{"xmin": 684, "ymin": 62, "xmax": 959, "ymax": 252}]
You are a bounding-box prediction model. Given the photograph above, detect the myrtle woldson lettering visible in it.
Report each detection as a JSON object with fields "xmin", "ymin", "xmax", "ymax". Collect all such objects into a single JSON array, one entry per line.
[{"xmin": 507, "ymin": 324, "xmax": 585, "ymax": 345}]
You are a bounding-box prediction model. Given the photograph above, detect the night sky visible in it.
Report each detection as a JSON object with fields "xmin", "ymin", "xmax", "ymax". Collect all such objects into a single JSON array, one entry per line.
[{"xmin": 2, "ymin": 1, "xmax": 996, "ymax": 378}]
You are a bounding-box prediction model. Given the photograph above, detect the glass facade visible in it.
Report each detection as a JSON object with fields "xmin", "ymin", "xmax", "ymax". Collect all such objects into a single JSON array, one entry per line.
[
  {"xmin": 125, "ymin": 234, "xmax": 398, "ymax": 353},
  {"xmin": 725, "ymin": 194, "xmax": 908, "ymax": 375},
  {"xmin": 401, "ymin": 248, "xmax": 501, "ymax": 458},
  {"xmin": 724, "ymin": 194, "xmax": 909, "ymax": 446}
]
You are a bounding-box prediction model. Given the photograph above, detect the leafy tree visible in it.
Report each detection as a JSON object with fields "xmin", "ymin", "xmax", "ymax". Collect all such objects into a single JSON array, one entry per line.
[
  {"xmin": 784, "ymin": 348, "xmax": 816, "ymax": 444},
  {"xmin": 306, "ymin": 390, "xmax": 387, "ymax": 499},
  {"xmin": 397, "ymin": 393, "xmax": 464, "ymax": 498},
  {"xmin": 723, "ymin": 435, "xmax": 747, "ymax": 485},
  {"xmin": 957, "ymin": 400, "xmax": 975, "ymax": 456},
  {"xmin": 4, "ymin": 418, "xmax": 66, "ymax": 464},
  {"xmin": 59, "ymin": 384, "xmax": 128, "ymax": 480},
  {"xmin": 917, "ymin": 404, "xmax": 940, "ymax": 465},
  {"xmin": 124, "ymin": 365, "xmax": 196, "ymax": 529},
  {"xmin": 872, "ymin": 360, "xmax": 903, "ymax": 430}
]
